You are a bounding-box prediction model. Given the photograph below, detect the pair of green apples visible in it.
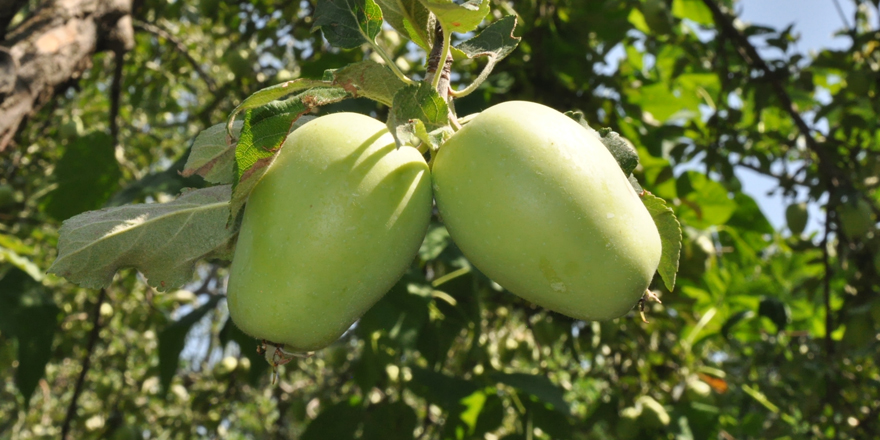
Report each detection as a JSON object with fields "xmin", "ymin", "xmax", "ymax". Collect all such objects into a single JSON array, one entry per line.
[{"xmin": 227, "ymin": 101, "xmax": 662, "ymax": 353}]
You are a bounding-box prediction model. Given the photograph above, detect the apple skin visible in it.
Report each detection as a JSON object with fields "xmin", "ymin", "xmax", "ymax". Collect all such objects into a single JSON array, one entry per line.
[
  {"xmin": 227, "ymin": 113, "xmax": 432, "ymax": 352},
  {"xmin": 785, "ymin": 202, "xmax": 808, "ymax": 235},
  {"xmin": 838, "ymin": 199, "xmax": 876, "ymax": 238},
  {"xmin": 432, "ymin": 101, "xmax": 661, "ymax": 321}
]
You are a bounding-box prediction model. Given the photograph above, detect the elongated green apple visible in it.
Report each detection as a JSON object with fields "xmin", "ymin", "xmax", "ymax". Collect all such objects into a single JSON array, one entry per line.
[
  {"xmin": 227, "ymin": 113, "xmax": 432, "ymax": 352},
  {"xmin": 432, "ymin": 101, "xmax": 661, "ymax": 321}
]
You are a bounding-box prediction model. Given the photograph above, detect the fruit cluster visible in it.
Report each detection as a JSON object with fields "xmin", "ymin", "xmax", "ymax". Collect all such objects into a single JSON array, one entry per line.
[{"xmin": 227, "ymin": 100, "xmax": 662, "ymax": 356}]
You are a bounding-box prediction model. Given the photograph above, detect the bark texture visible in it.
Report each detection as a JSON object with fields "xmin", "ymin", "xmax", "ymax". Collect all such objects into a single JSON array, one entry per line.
[{"xmin": 0, "ymin": 0, "xmax": 134, "ymax": 151}]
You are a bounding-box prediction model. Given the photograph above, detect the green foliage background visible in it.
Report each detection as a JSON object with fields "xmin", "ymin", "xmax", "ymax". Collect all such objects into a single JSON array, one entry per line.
[{"xmin": 2, "ymin": 0, "xmax": 880, "ymax": 438}]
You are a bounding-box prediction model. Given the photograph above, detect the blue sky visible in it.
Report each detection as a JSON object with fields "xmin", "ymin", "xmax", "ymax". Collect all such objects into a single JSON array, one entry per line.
[{"xmin": 733, "ymin": 0, "xmax": 858, "ymax": 234}]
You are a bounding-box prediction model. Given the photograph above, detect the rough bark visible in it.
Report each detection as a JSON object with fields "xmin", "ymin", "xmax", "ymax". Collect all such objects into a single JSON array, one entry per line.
[{"xmin": 0, "ymin": 0, "xmax": 134, "ymax": 152}]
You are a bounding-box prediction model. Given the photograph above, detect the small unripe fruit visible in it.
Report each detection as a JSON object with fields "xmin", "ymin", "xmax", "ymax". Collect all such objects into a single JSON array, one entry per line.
[
  {"xmin": 213, "ymin": 356, "xmax": 238, "ymax": 376},
  {"xmin": 785, "ymin": 202, "xmax": 808, "ymax": 235},
  {"xmin": 838, "ymin": 199, "xmax": 876, "ymax": 238}
]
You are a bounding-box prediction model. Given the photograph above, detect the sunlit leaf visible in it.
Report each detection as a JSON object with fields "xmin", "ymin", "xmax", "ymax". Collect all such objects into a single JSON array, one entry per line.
[
  {"xmin": 230, "ymin": 88, "xmax": 349, "ymax": 223},
  {"xmin": 642, "ymin": 192, "xmax": 682, "ymax": 291},
  {"xmin": 418, "ymin": 0, "xmax": 489, "ymax": 34},
  {"xmin": 0, "ymin": 268, "xmax": 58, "ymax": 408},
  {"xmin": 182, "ymin": 121, "xmax": 243, "ymax": 184},
  {"xmin": 49, "ymin": 185, "xmax": 236, "ymax": 291},
  {"xmin": 313, "ymin": 0, "xmax": 384, "ymax": 49},
  {"xmin": 386, "ymin": 82, "xmax": 449, "ymax": 147},
  {"xmin": 331, "ymin": 60, "xmax": 407, "ymax": 106},
  {"xmin": 376, "ymin": 0, "xmax": 432, "ymax": 49}
]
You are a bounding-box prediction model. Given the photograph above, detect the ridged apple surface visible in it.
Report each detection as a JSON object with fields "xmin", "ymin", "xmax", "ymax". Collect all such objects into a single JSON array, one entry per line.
[
  {"xmin": 432, "ymin": 101, "xmax": 661, "ymax": 321},
  {"xmin": 227, "ymin": 113, "xmax": 432, "ymax": 351}
]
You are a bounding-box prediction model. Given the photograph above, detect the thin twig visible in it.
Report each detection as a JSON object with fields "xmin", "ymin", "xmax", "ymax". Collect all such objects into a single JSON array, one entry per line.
[
  {"xmin": 60, "ymin": 288, "xmax": 108, "ymax": 440},
  {"xmin": 831, "ymin": 0, "xmax": 852, "ymax": 31},
  {"xmin": 109, "ymin": 51, "xmax": 124, "ymax": 141},
  {"xmin": 132, "ymin": 20, "xmax": 217, "ymax": 93},
  {"xmin": 701, "ymin": 0, "xmax": 840, "ymax": 188},
  {"xmin": 735, "ymin": 160, "xmax": 809, "ymax": 188},
  {"xmin": 821, "ymin": 205, "xmax": 834, "ymax": 402}
]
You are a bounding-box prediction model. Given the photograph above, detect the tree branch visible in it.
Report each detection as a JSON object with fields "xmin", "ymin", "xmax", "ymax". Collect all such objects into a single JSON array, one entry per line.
[
  {"xmin": 821, "ymin": 205, "xmax": 834, "ymax": 403},
  {"xmin": 0, "ymin": 0, "xmax": 134, "ymax": 151},
  {"xmin": 701, "ymin": 0, "xmax": 840, "ymax": 188},
  {"xmin": 109, "ymin": 49, "xmax": 124, "ymax": 142},
  {"xmin": 132, "ymin": 20, "xmax": 217, "ymax": 93},
  {"xmin": 61, "ymin": 288, "xmax": 108, "ymax": 440},
  {"xmin": 425, "ymin": 22, "xmax": 452, "ymax": 101}
]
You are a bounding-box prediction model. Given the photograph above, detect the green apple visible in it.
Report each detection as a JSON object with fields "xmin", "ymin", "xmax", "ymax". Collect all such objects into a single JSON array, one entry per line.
[
  {"xmin": 785, "ymin": 202, "xmax": 808, "ymax": 235},
  {"xmin": 227, "ymin": 113, "xmax": 433, "ymax": 352},
  {"xmin": 432, "ymin": 101, "xmax": 661, "ymax": 321},
  {"xmin": 838, "ymin": 199, "xmax": 876, "ymax": 238}
]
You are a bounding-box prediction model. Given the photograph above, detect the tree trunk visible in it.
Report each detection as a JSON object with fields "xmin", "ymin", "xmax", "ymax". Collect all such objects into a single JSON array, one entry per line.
[{"xmin": 0, "ymin": 0, "xmax": 133, "ymax": 152}]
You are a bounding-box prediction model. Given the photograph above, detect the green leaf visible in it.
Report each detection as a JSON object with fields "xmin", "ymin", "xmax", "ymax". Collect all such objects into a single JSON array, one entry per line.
[
  {"xmin": 182, "ymin": 121, "xmax": 243, "ymax": 184},
  {"xmin": 676, "ymin": 171, "xmax": 738, "ymax": 228},
  {"xmin": 671, "ymin": 0, "xmax": 714, "ymax": 25},
  {"xmin": 721, "ymin": 310, "xmax": 755, "ymax": 339},
  {"xmin": 418, "ymin": 223, "xmax": 451, "ymax": 261},
  {"xmin": 0, "ymin": 243, "xmax": 43, "ymax": 282},
  {"xmin": 410, "ymin": 367, "xmax": 479, "ymax": 410},
  {"xmin": 362, "ymin": 401, "xmax": 418, "ymax": 440},
  {"xmin": 0, "ymin": 268, "xmax": 59, "ymax": 408},
  {"xmin": 356, "ymin": 282, "xmax": 429, "ymax": 348},
  {"xmin": 301, "ymin": 398, "xmax": 365, "ymax": 440},
  {"xmin": 48, "ymin": 185, "xmax": 236, "ymax": 291},
  {"xmin": 331, "ymin": 60, "xmax": 407, "ymax": 106},
  {"xmin": 42, "ymin": 132, "xmax": 122, "ymax": 220},
  {"xmin": 457, "ymin": 390, "xmax": 488, "ymax": 435},
  {"xmin": 312, "ymin": 0, "xmax": 384, "ymax": 49},
  {"xmin": 530, "ymin": 398, "xmax": 574, "ymax": 439},
  {"xmin": 419, "ymin": 0, "xmax": 489, "ymax": 33},
  {"xmin": 492, "ymin": 372, "xmax": 570, "ymax": 413},
  {"xmin": 386, "ymin": 82, "xmax": 449, "ymax": 147},
  {"xmin": 627, "ymin": 8, "xmax": 651, "ymax": 34},
  {"xmin": 474, "ymin": 393, "xmax": 505, "ymax": 435},
  {"xmin": 375, "ymin": 0, "xmax": 433, "ymax": 50},
  {"xmin": 454, "ymin": 15, "xmax": 521, "ymax": 79},
  {"xmin": 642, "ymin": 192, "xmax": 682, "ymax": 291},
  {"xmin": 158, "ymin": 295, "xmax": 223, "ymax": 393},
  {"xmin": 226, "ymin": 79, "xmax": 326, "ymax": 135},
  {"xmin": 229, "ymin": 88, "xmax": 349, "ymax": 224}
]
